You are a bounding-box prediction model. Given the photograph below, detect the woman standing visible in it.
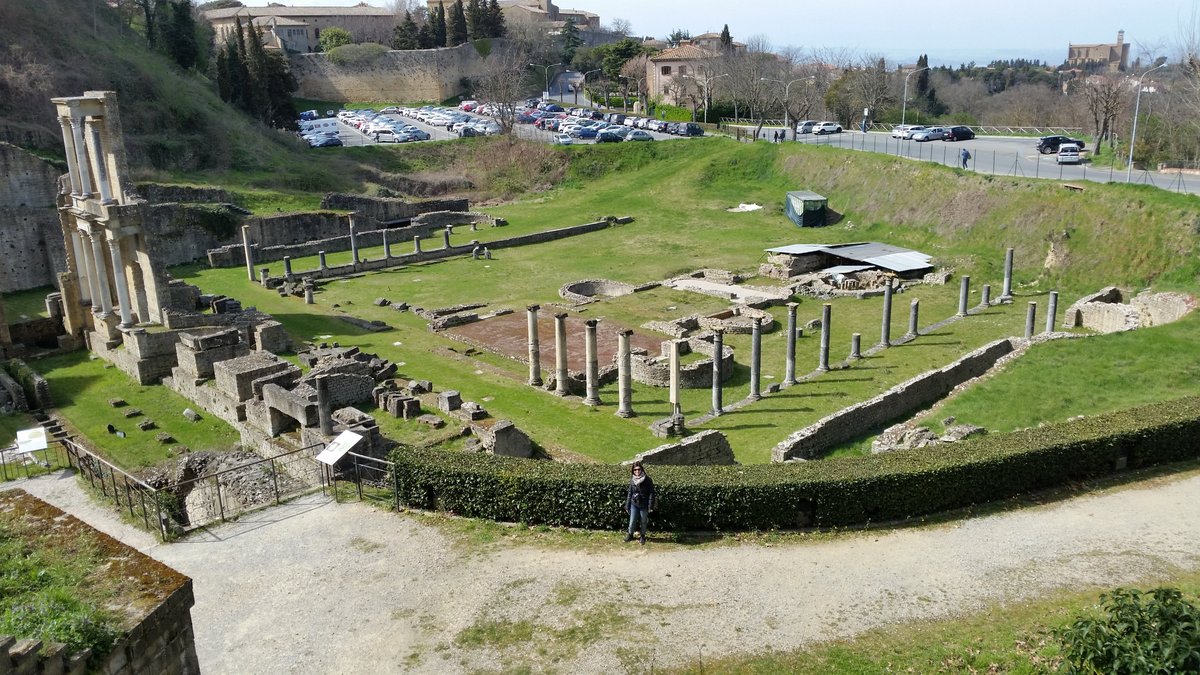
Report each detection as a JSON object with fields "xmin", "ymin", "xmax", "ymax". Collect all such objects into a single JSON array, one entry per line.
[{"xmin": 624, "ymin": 462, "xmax": 656, "ymax": 545}]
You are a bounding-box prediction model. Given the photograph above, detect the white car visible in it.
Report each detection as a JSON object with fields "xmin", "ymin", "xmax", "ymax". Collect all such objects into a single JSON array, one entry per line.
[
  {"xmin": 813, "ymin": 122, "xmax": 843, "ymax": 135},
  {"xmin": 1056, "ymin": 144, "xmax": 1082, "ymax": 165},
  {"xmin": 911, "ymin": 126, "xmax": 947, "ymax": 142},
  {"xmin": 891, "ymin": 124, "xmax": 917, "ymax": 139},
  {"xmin": 552, "ymin": 133, "xmax": 573, "ymax": 145}
]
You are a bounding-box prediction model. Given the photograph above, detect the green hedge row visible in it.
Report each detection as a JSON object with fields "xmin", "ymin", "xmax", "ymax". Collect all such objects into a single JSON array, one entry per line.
[{"xmin": 389, "ymin": 396, "xmax": 1200, "ymax": 531}]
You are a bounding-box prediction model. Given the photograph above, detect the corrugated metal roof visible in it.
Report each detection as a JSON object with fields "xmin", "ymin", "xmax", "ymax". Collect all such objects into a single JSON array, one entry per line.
[
  {"xmin": 763, "ymin": 242, "xmax": 932, "ymax": 273},
  {"xmin": 765, "ymin": 244, "xmax": 830, "ymax": 255},
  {"xmin": 823, "ymin": 265, "xmax": 873, "ymax": 274}
]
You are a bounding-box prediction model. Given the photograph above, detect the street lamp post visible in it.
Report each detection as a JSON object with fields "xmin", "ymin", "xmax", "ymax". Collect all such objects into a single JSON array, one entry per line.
[
  {"xmin": 1126, "ymin": 62, "xmax": 1168, "ymax": 182},
  {"xmin": 530, "ymin": 62, "xmax": 562, "ymax": 101},
  {"xmin": 684, "ymin": 73, "xmax": 729, "ymax": 124},
  {"xmin": 900, "ymin": 66, "xmax": 931, "ymax": 130},
  {"xmin": 578, "ymin": 68, "xmax": 601, "ymax": 106},
  {"xmin": 761, "ymin": 77, "xmax": 809, "ymax": 140}
]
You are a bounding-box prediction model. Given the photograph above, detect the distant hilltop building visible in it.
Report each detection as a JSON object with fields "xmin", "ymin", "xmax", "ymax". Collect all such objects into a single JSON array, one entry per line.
[
  {"xmin": 203, "ymin": 4, "xmax": 395, "ymax": 53},
  {"xmin": 426, "ymin": 0, "xmax": 600, "ymax": 31},
  {"xmin": 1067, "ymin": 30, "xmax": 1130, "ymax": 72}
]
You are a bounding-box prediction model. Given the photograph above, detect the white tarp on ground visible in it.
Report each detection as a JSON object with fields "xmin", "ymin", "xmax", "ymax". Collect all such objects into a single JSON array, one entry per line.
[{"xmin": 726, "ymin": 203, "xmax": 763, "ymax": 212}]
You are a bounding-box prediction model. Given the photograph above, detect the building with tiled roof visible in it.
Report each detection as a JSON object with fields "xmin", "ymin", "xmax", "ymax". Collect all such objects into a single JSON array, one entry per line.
[
  {"xmin": 647, "ymin": 41, "xmax": 724, "ymax": 106},
  {"xmin": 204, "ymin": 4, "xmax": 396, "ymax": 53},
  {"xmin": 426, "ymin": 0, "xmax": 600, "ymax": 32},
  {"xmin": 1067, "ymin": 30, "xmax": 1130, "ymax": 72}
]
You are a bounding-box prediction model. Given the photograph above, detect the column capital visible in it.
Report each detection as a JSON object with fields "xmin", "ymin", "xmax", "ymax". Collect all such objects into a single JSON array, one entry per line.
[
  {"xmin": 585, "ymin": 318, "xmax": 599, "ymax": 328},
  {"xmin": 555, "ymin": 312, "xmax": 568, "ymax": 320},
  {"xmin": 787, "ymin": 302, "xmax": 798, "ymax": 309},
  {"xmin": 618, "ymin": 329, "xmax": 633, "ymax": 337},
  {"xmin": 526, "ymin": 304, "xmax": 540, "ymax": 312}
]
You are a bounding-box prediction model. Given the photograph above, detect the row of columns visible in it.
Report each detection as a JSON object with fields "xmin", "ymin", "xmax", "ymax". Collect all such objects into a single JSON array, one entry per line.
[{"xmin": 68, "ymin": 223, "xmax": 133, "ymax": 328}]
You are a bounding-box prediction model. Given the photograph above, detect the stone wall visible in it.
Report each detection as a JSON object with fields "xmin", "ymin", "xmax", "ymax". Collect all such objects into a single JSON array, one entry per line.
[
  {"xmin": 290, "ymin": 42, "xmax": 504, "ymax": 103},
  {"xmin": 632, "ymin": 429, "xmax": 736, "ymax": 465},
  {"xmin": 8, "ymin": 317, "xmax": 64, "ymax": 348},
  {"xmin": 630, "ymin": 336, "xmax": 735, "ymax": 388},
  {"xmin": 471, "ymin": 419, "xmax": 533, "ymax": 458},
  {"xmin": 0, "ymin": 143, "xmax": 68, "ymax": 291},
  {"xmin": 773, "ymin": 338, "xmax": 1017, "ymax": 462},
  {"xmin": 321, "ymin": 194, "xmax": 468, "ymax": 225},
  {"xmin": 135, "ymin": 183, "xmax": 233, "ymax": 204}
]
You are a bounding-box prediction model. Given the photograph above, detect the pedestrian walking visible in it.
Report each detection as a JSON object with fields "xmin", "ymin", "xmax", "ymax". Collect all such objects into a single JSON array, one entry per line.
[
  {"xmin": 624, "ymin": 462, "xmax": 656, "ymax": 545},
  {"xmin": 961, "ymin": 148, "xmax": 971, "ymax": 169}
]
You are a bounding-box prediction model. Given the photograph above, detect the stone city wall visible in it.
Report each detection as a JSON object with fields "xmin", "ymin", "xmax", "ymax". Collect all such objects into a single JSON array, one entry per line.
[
  {"xmin": 0, "ymin": 143, "xmax": 68, "ymax": 291},
  {"xmin": 411, "ymin": 210, "xmax": 498, "ymax": 230},
  {"xmin": 321, "ymin": 194, "xmax": 468, "ymax": 225},
  {"xmin": 632, "ymin": 429, "xmax": 736, "ymax": 466},
  {"xmin": 773, "ymin": 338, "xmax": 1017, "ymax": 462},
  {"xmin": 135, "ymin": 183, "xmax": 233, "ymax": 204},
  {"xmin": 290, "ymin": 41, "xmax": 503, "ymax": 103}
]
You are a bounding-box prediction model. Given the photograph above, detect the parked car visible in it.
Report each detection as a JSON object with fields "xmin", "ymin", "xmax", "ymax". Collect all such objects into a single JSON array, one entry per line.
[
  {"xmin": 1056, "ymin": 143, "xmax": 1082, "ymax": 165},
  {"xmin": 813, "ymin": 121, "xmax": 843, "ymax": 135},
  {"xmin": 626, "ymin": 130, "xmax": 654, "ymax": 142},
  {"xmin": 796, "ymin": 120, "xmax": 817, "ymax": 134},
  {"xmin": 552, "ymin": 133, "xmax": 573, "ymax": 145},
  {"xmin": 596, "ymin": 130, "xmax": 623, "ymax": 143},
  {"xmin": 647, "ymin": 119, "xmax": 669, "ymax": 132},
  {"xmin": 310, "ymin": 136, "xmax": 343, "ymax": 148},
  {"xmin": 1037, "ymin": 135, "xmax": 1086, "ymax": 154},
  {"xmin": 911, "ymin": 126, "xmax": 947, "ymax": 142},
  {"xmin": 573, "ymin": 126, "xmax": 598, "ymax": 139},
  {"xmin": 299, "ymin": 109, "xmax": 319, "ymax": 121},
  {"xmin": 890, "ymin": 124, "xmax": 916, "ymax": 139},
  {"xmin": 942, "ymin": 125, "xmax": 975, "ymax": 141}
]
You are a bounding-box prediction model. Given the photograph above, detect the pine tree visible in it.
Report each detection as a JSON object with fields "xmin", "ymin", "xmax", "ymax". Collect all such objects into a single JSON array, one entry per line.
[
  {"xmin": 417, "ymin": 22, "xmax": 433, "ymax": 49},
  {"xmin": 487, "ymin": 0, "xmax": 505, "ymax": 37},
  {"xmin": 215, "ymin": 46, "xmax": 232, "ymax": 102},
  {"xmin": 916, "ymin": 54, "xmax": 930, "ymax": 98},
  {"xmin": 719, "ymin": 24, "xmax": 732, "ymax": 51},
  {"xmin": 560, "ymin": 18, "xmax": 581, "ymax": 64},
  {"xmin": 465, "ymin": 0, "xmax": 483, "ymax": 40},
  {"xmin": 245, "ymin": 22, "xmax": 271, "ymax": 121},
  {"xmin": 448, "ymin": 0, "xmax": 468, "ymax": 45},
  {"xmin": 392, "ymin": 11, "xmax": 420, "ymax": 50},
  {"xmin": 431, "ymin": 3, "xmax": 447, "ymax": 47}
]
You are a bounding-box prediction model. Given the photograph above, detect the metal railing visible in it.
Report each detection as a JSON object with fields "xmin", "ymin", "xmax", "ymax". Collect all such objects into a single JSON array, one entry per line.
[
  {"xmin": 719, "ymin": 118, "xmax": 1084, "ymax": 137},
  {"xmin": 322, "ymin": 451, "xmax": 400, "ymax": 512},
  {"xmin": 62, "ymin": 437, "xmax": 168, "ymax": 538},
  {"xmin": 0, "ymin": 441, "xmax": 67, "ymax": 481}
]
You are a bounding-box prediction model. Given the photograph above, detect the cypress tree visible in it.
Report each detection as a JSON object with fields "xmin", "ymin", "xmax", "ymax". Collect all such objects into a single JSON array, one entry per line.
[
  {"xmin": 719, "ymin": 24, "xmax": 732, "ymax": 51},
  {"xmin": 465, "ymin": 0, "xmax": 483, "ymax": 40},
  {"xmin": 448, "ymin": 0, "xmax": 468, "ymax": 45},
  {"xmin": 245, "ymin": 22, "xmax": 271, "ymax": 121},
  {"xmin": 487, "ymin": 0, "xmax": 505, "ymax": 37},
  {"xmin": 431, "ymin": 3, "xmax": 447, "ymax": 47},
  {"xmin": 392, "ymin": 11, "xmax": 420, "ymax": 49},
  {"xmin": 215, "ymin": 45, "xmax": 232, "ymax": 101}
]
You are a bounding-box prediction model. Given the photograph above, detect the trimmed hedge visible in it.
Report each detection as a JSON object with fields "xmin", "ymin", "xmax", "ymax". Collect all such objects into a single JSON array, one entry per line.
[{"xmin": 390, "ymin": 396, "xmax": 1200, "ymax": 531}]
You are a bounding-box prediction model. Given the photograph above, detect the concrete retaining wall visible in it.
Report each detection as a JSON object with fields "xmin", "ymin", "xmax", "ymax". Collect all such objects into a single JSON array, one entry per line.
[{"xmin": 773, "ymin": 338, "xmax": 1017, "ymax": 462}]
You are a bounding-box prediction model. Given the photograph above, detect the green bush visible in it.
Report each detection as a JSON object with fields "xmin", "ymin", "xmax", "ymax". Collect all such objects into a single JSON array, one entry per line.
[
  {"xmin": 1054, "ymin": 587, "xmax": 1200, "ymax": 674},
  {"xmin": 327, "ymin": 43, "xmax": 387, "ymax": 67},
  {"xmin": 390, "ymin": 396, "xmax": 1200, "ymax": 531},
  {"xmin": 187, "ymin": 204, "xmax": 241, "ymax": 240}
]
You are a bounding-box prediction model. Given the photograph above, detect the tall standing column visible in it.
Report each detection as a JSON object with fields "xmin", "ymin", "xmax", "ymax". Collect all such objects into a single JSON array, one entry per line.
[
  {"xmin": 70, "ymin": 230, "xmax": 93, "ymax": 304},
  {"xmin": 348, "ymin": 216, "xmax": 360, "ymax": 264},
  {"xmin": 382, "ymin": 230, "xmax": 391, "ymax": 258},
  {"xmin": 69, "ymin": 117, "xmax": 93, "ymax": 198},
  {"xmin": 1001, "ymin": 247, "xmax": 1014, "ymax": 299},
  {"xmin": 526, "ymin": 305, "xmax": 542, "ymax": 386},
  {"xmin": 1046, "ymin": 291, "xmax": 1058, "ymax": 333},
  {"xmin": 1025, "ymin": 302, "xmax": 1037, "ymax": 339},
  {"xmin": 57, "ymin": 117, "xmax": 82, "ymax": 196},
  {"xmin": 616, "ymin": 330, "xmax": 634, "ymax": 418},
  {"xmin": 711, "ymin": 329, "xmax": 724, "ymax": 415},
  {"xmin": 107, "ymin": 233, "xmax": 134, "ymax": 328},
  {"xmin": 784, "ymin": 302, "xmax": 798, "ymax": 385},
  {"xmin": 554, "ymin": 313, "xmax": 569, "ymax": 396},
  {"xmin": 316, "ymin": 375, "xmax": 334, "ymax": 435},
  {"xmin": 880, "ymin": 280, "xmax": 893, "ymax": 347},
  {"xmin": 749, "ymin": 317, "xmax": 763, "ymax": 400},
  {"xmin": 583, "ymin": 319, "xmax": 600, "ymax": 406},
  {"xmin": 84, "ymin": 120, "xmax": 114, "ymax": 204},
  {"xmin": 88, "ymin": 232, "xmax": 113, "ymax": 315},
  {"xmin": 819, "ymin": 303, "xmax": 831, "ymax": 371},
  {"xmin": 957, "ymin": 275, "xmax": 971, "ymax": 316},
  {"xmin": 242, "ymin": 225, "xmax": 255, "ymax": 282},
  {"xmin": 907, "ymin": 299, "xmax": 920, "ymax": 338},
  {"xmin": 668, "ymin": 339, "xmax": 682, "ymax": 418}
]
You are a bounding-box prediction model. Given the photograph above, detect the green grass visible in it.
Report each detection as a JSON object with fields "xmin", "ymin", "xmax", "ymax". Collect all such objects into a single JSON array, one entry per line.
[
  {"xmin": 29, "ymin": 352, "xmax": 241, "ymax": 469},
  {"xmin": 2, "ymin": 286, "xmax": 55, "ymax": 322}
]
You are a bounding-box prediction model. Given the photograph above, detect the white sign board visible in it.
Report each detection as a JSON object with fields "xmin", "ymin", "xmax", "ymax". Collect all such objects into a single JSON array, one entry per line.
[
  {"xmin": 316, "ymin": 430, "xmax": 362, "ymax": 466},
  {"xmin": 14, "ymin": 427, "xmax": 47, "ymax": 454}
]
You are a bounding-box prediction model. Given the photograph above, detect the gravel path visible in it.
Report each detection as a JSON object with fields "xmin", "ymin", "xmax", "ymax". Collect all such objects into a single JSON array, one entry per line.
[{"xmin": 13, "ymin": 467, "xmax": 1200, "ymax": 673}]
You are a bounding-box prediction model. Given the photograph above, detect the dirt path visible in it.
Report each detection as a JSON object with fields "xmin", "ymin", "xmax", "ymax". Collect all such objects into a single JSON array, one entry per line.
[{"xmin": 13, "ymin": 467, "xmax": 1200, "ymax": 673}]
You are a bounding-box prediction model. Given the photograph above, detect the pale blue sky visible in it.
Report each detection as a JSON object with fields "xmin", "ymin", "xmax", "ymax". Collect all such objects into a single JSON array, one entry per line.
[{"xmin": 264, "ymin": 0, "xmax": 1191, "ymax": 66}]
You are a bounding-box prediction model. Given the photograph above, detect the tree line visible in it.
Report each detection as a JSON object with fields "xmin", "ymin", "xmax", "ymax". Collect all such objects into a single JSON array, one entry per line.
[{"xmin": 391, "ymin": 0, "xmax": 505, "ymax": 50}]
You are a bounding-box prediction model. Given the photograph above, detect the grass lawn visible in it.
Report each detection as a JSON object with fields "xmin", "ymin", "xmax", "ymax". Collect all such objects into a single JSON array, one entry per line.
[
  {"xmin": 3, "ymin": 286, "xmax": 54, "ymax": 321},
  {"xmin": 30, "ymin": 352, "xmax": 241, "ymax": 470}
]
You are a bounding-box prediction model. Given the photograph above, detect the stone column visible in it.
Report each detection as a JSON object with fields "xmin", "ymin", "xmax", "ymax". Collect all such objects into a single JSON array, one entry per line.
[
  {"xmin": 305, "ymin": 287, "xmax": 314, "ymax": 304},
  {"xmin": 69, "ymin": 117, "xmax": 93, "ymax": 198},
  {"xmin": 57, "ymin": 117, "xmax": 82, "ymax": 196},
  {"xmin": 1046, "ymin": 291, "xmax": 1058, "ymax": 333},
  {"xmin": 819, "ymin": 303, "xmax": 831, "ymax": 371},
  {"xmin": 260, "ymin": 268, "xmax": 270, "ymax": 287},
  {"xmin": 70, "ymin": 230, "xmax": 93, "ymax": 304},
  {"xmin": 1001, "ymin": 247, "xmax": 1014, "ymax": 299},
  {"xmin": 348, "ymin": 216, "xmax": 360, "ymax": 264},
  {"xmin": 784, "ymin": 302, "xmax": 798, "ymax": 385},
  {"xmin": 442, "ymin": 227, "xmax": 452, "ymax": 250},
  {"xmin": 554, "ymin": 313, "xmax": 569, "ymax": 396},
  {"xmin": 711, "ymin": 329, "xmax": 724, "ymax": 415},
  {"xmin": 413, "ymin": 235, "xmax": 422, "ymax": 253},
  {"xmin": 88, "ymin": 231, "xmax": 113, "ymax": 315},
  {"xmin": 981, "ymin": 284, "xmax": 992, "ymax": 307},
  {"xmin": 382, "ymin": 230, "xmax": 391, "ymax": 258},
  {"xmin": 84, "ymin": 120, "xmax": 115, "ymax": 204},
  {"xmin": 850, "ymin": 333, "xmax": 861, "ymax": 359},
  {"xmin": 318, "ymin": 251, "xmax": 327, "ymax": 270},
  {"xmin": 957, "ymin": 275, "xmax": 970, "ymax": 316},
  {"xmin": 315, "ymin": 375, "xmax": 334, "ymax": 435},
  {"xmin": 242, "ymin": 225, "xmax": 255, "ymax": 282},
  {"xmin": 107, "ymin": 233, "xmax": 134, "ymax": 328},
  {"xmin": 583, "ymin": 319, "xmax": 600, "ymax": 406},
  {"xmin": 283, "ymin": 256, "xmax": 293, "ymax": 277},
  {"xmin": 79, "ymin": 231, "xmax": 100, "ymax": 312},
  {"xmin": 880, "ymin": 280, "xmax": 893, "ymax": 347},
  {"xmin": 749, "ymin": 317, "xmax": 763, "ymax": 400},
  {"xmin": 526, "ymin": 304, "xmax": 542, "ymax": 386},
  {"xmin": 668, "ymin": 339, "xmax": 682, "ymax": 418},
  {"xmin": 616, "ymin": 330, "xmax": 634, "ymax": 418},
  {"xmin": 1025, "ymin": 302, "xmax": 1036, "ymax": 339},
  {"xmin": 907, "ymin": 299, "xmax": 919, "ymax": 338}
]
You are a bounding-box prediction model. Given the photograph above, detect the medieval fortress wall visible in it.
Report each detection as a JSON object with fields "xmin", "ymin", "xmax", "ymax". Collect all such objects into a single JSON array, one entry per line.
[{"xmin": 0, "ymin": 144, "xmax": 70, "ymax": 292}]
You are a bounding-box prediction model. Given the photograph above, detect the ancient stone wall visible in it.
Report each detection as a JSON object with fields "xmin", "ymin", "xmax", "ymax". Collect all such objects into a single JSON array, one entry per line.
[
  {"xmin": 321, "ymin": 194, "xmax": 468, "ymax": 225},
  {"xmin": 135, "ymin": 183, "xmax": 233, "ymax": 204},
  {"xmin": 629, "ymin": 337, "xmax": 734, "ymax": 388},
  {"xmin": 8, "ymin": 317, "xmax": 64, "ymax": 348},
  {"xmin": 290, "ymin": 42, "xmax": 503, "ymax": 103},
  {"xmin": 632, "ymin": 430, "xmax": 736, "ymax": 465},
  {"xmin": 0, "ymin": 143, "xmax": 68, "ymax": 291},
  {"xmin": 471, "ymin": 419, "xmax": 533, "ymax": 458},
  {"xmin": 773, "ymin": 338, "xmax": 1016, "ymax": 462}
]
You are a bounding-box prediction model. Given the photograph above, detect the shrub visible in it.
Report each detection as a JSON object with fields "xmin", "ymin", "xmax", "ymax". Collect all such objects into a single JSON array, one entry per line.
[
  {"xmin": 390, "ymin": 396, "xmax": 1200, "ymax": 531},
  {"xmin": 1054, "ymin": 587, "xmax": 1200, "ymax": 674},
  {"xmin": 327, "ymin": 43, "xmax": 387, "ymax": 67}
]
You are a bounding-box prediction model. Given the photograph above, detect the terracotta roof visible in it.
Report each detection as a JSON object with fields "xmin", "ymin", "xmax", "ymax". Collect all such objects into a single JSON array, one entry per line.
[
  {"xmin": 649, "ymin": 43, "xmax": 717, "ymax": 62},
  {"xmin": 206, "ymin": 5, "xmax": 394, "ymax": 20}
]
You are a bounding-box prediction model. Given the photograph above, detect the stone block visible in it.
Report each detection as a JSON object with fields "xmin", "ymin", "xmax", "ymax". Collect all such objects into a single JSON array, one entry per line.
[
  {"xmin": 155, "ymin": 432, "xmax": 175, "ymax": 444},
  {"xmin": 124, "ymin": 408, "xmax": 143, "ymax": 418},
  {"xmin": 373, "ymin": 297, "xmax": 389, "ymax": 306},
  {"xmin": 417, "ymin": 414, "xmax": 445, "ymax": 428},
  {"xmin": 182, "ymin": 408, "xmax": 201, "ymax": 422},
  {"xmin": 137, "ymin": 419, "xmax": 157, "ymax": 431},
  {"xmin": 109, "ymin": 398, "xmax": 126, "ymax": 407},
  {"xmin": 437, "ymin": 390, "xmax": 462, "ymax": 412}
]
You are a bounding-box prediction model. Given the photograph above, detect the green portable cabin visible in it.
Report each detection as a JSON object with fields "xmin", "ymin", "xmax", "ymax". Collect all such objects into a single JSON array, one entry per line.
[{"xmin": 784, "ymin": 190, "xmax": 827, "ymax": 227}]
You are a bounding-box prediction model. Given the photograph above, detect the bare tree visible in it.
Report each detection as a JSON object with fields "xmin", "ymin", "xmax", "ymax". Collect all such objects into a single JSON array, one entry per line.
[
  {"xmin": 470, "ymin": 45, "xmax": 531, "ymax": 137},
  {"xmin": 722, "ymin": 36, "xmax": 779, "ymax": 139},
  {"xmin": 847, "ymin": 54, "xmax": 893, "ymax": 124},
  {"xmin": 1075, "ymin": 73, "xmax": 1128, "ymax": 154},
  {"xmin": 620, "ymin": 53, "xmax": 650, "ymax": 112},
  {"xmin": 605, "ymin": 17, "xmax": 632, "ymax": 37}
]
